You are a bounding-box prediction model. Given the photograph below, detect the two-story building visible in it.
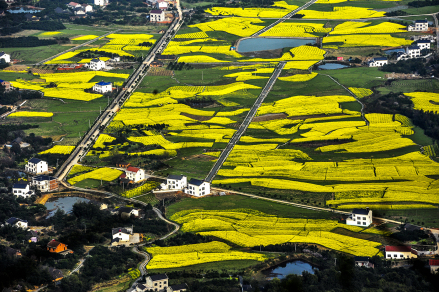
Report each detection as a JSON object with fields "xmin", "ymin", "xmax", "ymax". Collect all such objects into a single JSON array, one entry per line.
[
  {"xmin": 81, "ymin": 4, "xmax": 93, "ymax": 12},
  {"xmin": 165, "ymin": 174, "xmax": 187, "ymax": 191},
  {"xmin": 89, "ymin": 58, "xmax": 106, "ymax": 71},
  {"xmin": 406, "ymin": 45, "xmax": 421, "ymax": 58},
  {"xmin": 6, "ymin": 217, "xmax": 28, "ymax": 229},
  {"xmin": 137, "ymin": 274, "xmax": 168, "ymax": 291},
  {"xmin": 184, "ymin": 178, "xmax": 210, "ymax": 197},
  {"xmin": 416, "ymin": 40, "xmax": 431, "ymax": 51},
  {"xmin": 25, "ymin": 158, "xmax": 48, "ymax": 175},
  {"xmin": 0, "ymin": 79, "xmax": 12, "ymax": 91},
  {"xmin": 67, "ymin": 2, "xmax": 82, "ymax": 9},
  {"xmin": 150, "ymin": 9, "xmax": 165, "ymax": 22},
  {"xmin": 32, "ymin": 175, "xmax": 58, "ymax": 192},
  {"xmin": 408, "ymin": 19, "xmax": 429, "ymax": 31},
  {"xmin": 0, "ymin": 51, "xmax": 11, "ymax": 64},
  {"xmin": 368, "ymin": 57, "xmax": 388, "ymax": 67},
  {"xmin": 385, "ymin": 246, "xmax": 417, "ymax": 259},
  {"xmin": 12, "ymin": 183, "xmax": 35, "ymax": 198},
  {"xmin": 346, "ymin": 208, "xmax": 372, "ymax": 227},
  {"xmin": 111, "ymin": 206, "xmax": 140, "ymax": 217},
  {"xmin": 93, "ymin": 81, "xmax": 112, "ymax": 93},
  {"xmin": 124, "ymin": 166, "xmax": 145, "ymax": 183}
]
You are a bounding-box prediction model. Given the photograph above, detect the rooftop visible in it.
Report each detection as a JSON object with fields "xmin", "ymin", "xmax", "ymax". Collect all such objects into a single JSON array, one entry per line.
[
  {"xmin": 6, "ymin": 217, "xmax": 27, "ymax": 225},
  {"xmin": 112, "ymin": 227, "xmax": 131, "ymax": 235},
  {"xmin": 354, "ymin": 256, "xmax": 370, "ymax": 262},
  {"xmin": 167, "ymin": 174, "xmax": 185, "ymax": 180},
  {"xmin": 149, "ymin": 274, "xmax": 168, "ymax": 281},
  {"xmin": 150, "ymin": 9, "xmax": 163, "ymax": 14},
  {"xmin": 385, "ymin": 246, "xmax": 412, "ymax": 252},
  {"xmin": 429, "ymin": 259, "xmax": 439, "ymax": 266},
  {"xmin": 408, "ymin": 45, "xmax": 420, "ymax": 50},
  {"xmin": 96, "ymin": 81, "xmax": 112, "ymax": 86},
  {"xmin": 127, "ymin": 166, "xmax": 141, "ymax": 173},
  {"xmin": 28, "ymin": 157, "xmax": 42, "ymax": 164},
  {"xmin": 352, "ymin": 208, "xmax": 370, "ymax": 215},
  {"xmin": 33, "ymin": 175, "xmax": 56, "ymax": 181},
  {"xmin": 13, "ymin": 183, "xmax": 28, "ymax": 189},
  {"xmin": 373, "ymin": 57, "xmax": 387, "ymax": 61},
  {"xmin": 47, "ymin": 240, "xmax": 62, "ymax": 247},
  {"xmin": 189, "ymin": 178, "xmax": 205, "ymax": 186}
]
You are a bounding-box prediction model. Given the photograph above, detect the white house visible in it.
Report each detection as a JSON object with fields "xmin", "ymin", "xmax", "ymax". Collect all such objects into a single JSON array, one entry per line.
[
  {"xmin": 165, "ymin": 174, "xmax": 187, "ymax": 191},
  {"xmin": 406, "ymin": 45, "xmax": 421, "ymax": 58},
  {"xmin": 429, "ymin": 259, "xmax": 439, "ymax": 274},
  {"xmin": 74, "ymin": 8, "xmax": 86, "ymax": 15},
  {"xmin": 89, "ymin": 58, "xmax": 106, "ymax": 71},
  {"xmin": 12, "ymin": 183, "xmax": 35, "ymax": 198},
  {"xmin": 385, "ymin": 246, "xmax": 417, "ymax": 259},
  {"xmin": 93, "ymin": 81, "xmax": 112, "ymax": 93},
  {"xmin": 150, "ymin": 9, "xmax": 165, "ymax": 22},
  {"xmin": 346, "ymin": 208, "xmax": 372, "ymax": 227},
  {"xmin": 32, "ymin": 175, "xmax": 58, "ymax": 193},
  {"xmin": 67, "ymin": 1, "xmax": 82, "ymax": 9},
  {"xmin": 25, "ymin": 158, "xmax": 48, "ymax": 175},
  {"xmin": 408, "ymin": 19, "xmax": 428, "ymax": 32},
  {"xmin": 6, "ymin": 217, "xmax": 28, "ymax": 229},
  {"xmin": 124, "ymin": 166, "xmax": 145, "ymax": 183},
  {"xmin": 94, "ymin": 0, "xmax": 109, "ymax": 6},
  {"xmin": 82, "ymin": 4, "xmax": 93, "ymax": 12},
  {"xmin": 184, "ymin": 178, "xmax": 210, "ymax": 197},
  {"xmin": 156, "ymin": 0, "xmax": 168, "ymax": 10},
  {"xmin": 368, "ymin": 57, "xmax": 388, "ymax": 67},
  {"xmin": 0, "ymin": 52, "xmax": 11, "ymax": 64},
  {"xmin": 416, "ymin": 40, "xmax": 431, "ymax": 50},
  {"xmin": 112, "ymin": 227, "xmax": 132, "ymax": 242},
  {"xmin": 354, "ymin": 256, "xmax": 374, "ymax": 268}
]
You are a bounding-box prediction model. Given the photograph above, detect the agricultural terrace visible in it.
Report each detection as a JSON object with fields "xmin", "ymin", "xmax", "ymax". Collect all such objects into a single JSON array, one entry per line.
[
  {"xmin": 44, "ymin": 33, "xmax": 158, "ymax": 65},
  {"xmin": 168, "ymin": 209, "xmax": 382, "ymax": 257}
]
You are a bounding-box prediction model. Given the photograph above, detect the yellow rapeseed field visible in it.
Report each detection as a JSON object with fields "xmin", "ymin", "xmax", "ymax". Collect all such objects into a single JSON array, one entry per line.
[
  {"xmin": 9, "ymin": 111, "xmax": 53, "ymax": 117},
  {"xmin": 330, "ymin": 21, "xmax": 407, "ymax": 35},
  {"xmin": 323, "ymin": 34, "xmax": 412, "ymax": 47},
  {"xmin": 404, "ymin": 92, "xmax": 439, "ymax": 112},
  {"xmin": 39, "ymin": 145, "xmax": 75, "ymax": 155},
  {"xmin": 260, "ymin": 22, "xmax": 331, "ymax": 37}
]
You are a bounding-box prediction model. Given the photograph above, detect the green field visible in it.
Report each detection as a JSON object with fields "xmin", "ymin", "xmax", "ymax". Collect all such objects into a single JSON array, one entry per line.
[
  {"xmin": 148, "ymin": 259, "xmax": 262, "ymax": 273},
  {"xmin": 166, "ymin": 195, "xmax": 336, "ymax": 219}
]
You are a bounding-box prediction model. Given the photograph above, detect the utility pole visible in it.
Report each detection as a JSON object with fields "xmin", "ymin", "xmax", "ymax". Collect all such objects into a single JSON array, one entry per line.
[
  {"xmin": 202, "ymin": 71, "xmax": 203, "ymax": 81},
  {"xmin": 89, "ymin": 119, "xmax": 91, "ymax": 128}
]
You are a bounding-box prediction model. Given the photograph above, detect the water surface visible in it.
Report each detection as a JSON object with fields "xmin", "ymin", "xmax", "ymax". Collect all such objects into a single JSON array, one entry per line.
[
  {"xmin": 238, "ymin": 38, "xmax": 316, "ymax": 53},
  {"xmin": 8, "ymin": 8, "xmax": 41, "ymax": 13},
  {"xmin": 45, "ymin": 196, "xmax": 90, "ymax": 218},
  {"xmin": 317, "ymin": 63, "xmax": 349, "ymax": 70},
  {"xmin": 265, "ymin": 260, "xmax": 316, "ymax": 279}
]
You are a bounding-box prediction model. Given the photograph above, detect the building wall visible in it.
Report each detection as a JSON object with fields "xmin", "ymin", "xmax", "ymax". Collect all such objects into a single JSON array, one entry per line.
[{"xmin": 386, "ymin": 251, "xmax": 416, "ymax": 259}]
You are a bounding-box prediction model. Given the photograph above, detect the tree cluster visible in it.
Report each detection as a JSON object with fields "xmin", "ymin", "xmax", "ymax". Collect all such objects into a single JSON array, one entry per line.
[
  {"xmin": 408, "ymin": 0, "xmax": 439, "ymax": 7},
  {"xmin": 380, "ymin": 58, "xmax": 428, "ymax": 76},
  {"xmin": 179, "ymin": 96, "xmax": 215, "ymax": 108},
  {"xmin": 0, "ymin": 36, "xmax": 57, "ymax": 48}
]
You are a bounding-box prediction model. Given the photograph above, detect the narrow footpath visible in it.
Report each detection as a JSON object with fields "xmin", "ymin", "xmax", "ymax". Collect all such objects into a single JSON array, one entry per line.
[{"xmin": 205, "ymin": 61, "xmax": 286, "ymax": 182}]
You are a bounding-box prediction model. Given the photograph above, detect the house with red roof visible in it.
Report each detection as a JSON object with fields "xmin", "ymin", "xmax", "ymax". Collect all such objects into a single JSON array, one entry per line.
[
  {"xmin": 385, "ymin": 246, "xmax": 417, "ymax": 259},
  {"xmin": 124, "ymin": 166, "xmax": 145, "ymax": 183},
  {"xmin": 429, "ymin": 259, "xmax": 439, "ymax": 274}
]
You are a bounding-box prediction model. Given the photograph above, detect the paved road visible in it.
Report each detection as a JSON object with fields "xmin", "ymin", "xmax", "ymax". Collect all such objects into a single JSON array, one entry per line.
[
  {"xmin": 55, "ymin": 4, "xmax": 183, "ymax": 181},
  {"xmin": 252, "ymin": 0, "xmax": 317, "ymax": 36},
  {"xmin": 35, "ymin": 30, "xmax": 119, "ymax": 65},
  {"xmin": 205, "ymin": 61, "xmax": 286, "ymax": 182}
]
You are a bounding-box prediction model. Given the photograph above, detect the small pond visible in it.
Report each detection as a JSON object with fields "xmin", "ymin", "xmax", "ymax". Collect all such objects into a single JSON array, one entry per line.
[
  {"xmin": 45, "ymin": 196, "xmax": 90, "ymax": 218},
  {"xmin": 317, "ymin": 63, "xmax": 349, "ymax": 70},
  {"xmin": 8, "ymin": 8, "xmax": 41, "ymax": 13},
  {"xmin": 265, "ymin": 260, "xmax": 317, "ymax": 279},
  {"xmin": 384, "ymin": 48, "xmax": 405, "ymax": 55},
  {"xmin": 237, "ymin": 38, "xmax": 316, "ymax": 53}
]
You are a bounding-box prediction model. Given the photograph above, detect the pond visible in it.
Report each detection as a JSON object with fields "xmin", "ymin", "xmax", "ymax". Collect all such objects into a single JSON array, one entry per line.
[
  {"xmin": 8, "ymin": 8, "xmax": 41, "ymax": 13},
  {"xmin": 317, "ymin": 63, "xmax": 349, "ymax": 70},
  {"xmin": 265, "ymin": 260, "xmax": 317, "ymax": 279},
  {"xmin": 45, "ymin": 196, "xmax": 90, "ymax": 218},
  {"xmin": 237, "ymin": 38, "xmax": 316, "ymax": 53}
]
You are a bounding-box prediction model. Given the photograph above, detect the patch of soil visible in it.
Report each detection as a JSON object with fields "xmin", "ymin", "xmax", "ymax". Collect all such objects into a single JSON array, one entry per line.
[
  {"xmin": 155, "ymin": 192, "xmax": 185, "ymax": 200},
  {"xmin": 239, "ymin": 48, "xmax": 284, "ymax": 59},
  {"xmin": 180, "ymin": 112, "xmax": 212, "ymax": 121},
  {"xmin": 252, "ymin": 113, "xmax": 287, "ymax": 122},
  {"xmin": 288, "ymin": 113, "xmax": 347, "ymax": 120},
  {"xmin": 3, "ymin": 65, "xmax": 27, "ymax": 71},
  {"xmin": 186, "ymin": 154, "xmax": 216, "ymax": 161}
]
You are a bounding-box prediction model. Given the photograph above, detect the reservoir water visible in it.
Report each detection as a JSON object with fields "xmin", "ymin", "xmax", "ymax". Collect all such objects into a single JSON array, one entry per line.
[
  {"xmin": 238, "ymin": 38, "xmax": 316, "ymax": 53},
  {"xmin": 45, "ymin": 196, "xmax": 90, "ymax": 218},
  {"xmin": 8, "ymin": 8, "xmax": 41, "ymax": 13},
  {"xmin": 265, "ymin": 260, "xmax": 316, "ymax": 279},
  {"xmin": 317, "ymin": 63, "xmax": 349, "ymax": 70}
]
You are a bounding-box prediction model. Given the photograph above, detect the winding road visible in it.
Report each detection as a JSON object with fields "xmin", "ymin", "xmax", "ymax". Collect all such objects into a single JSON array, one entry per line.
[{"xmin": 205, "ymin": 61, "xmax": 286, "ymax": 182}]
